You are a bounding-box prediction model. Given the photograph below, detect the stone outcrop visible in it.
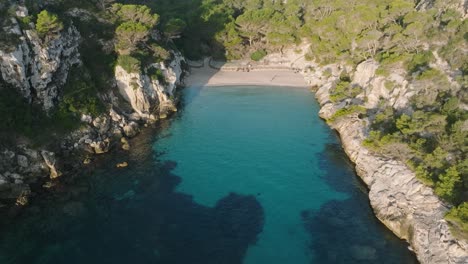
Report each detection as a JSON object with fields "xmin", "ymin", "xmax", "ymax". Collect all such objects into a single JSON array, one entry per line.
[
  {"xmin": 313, "ymin": 59, "xmax": 468, "ymax": 264},
  {"xmin": 115, "ymin": 53, "xmax": 184, "ymax": 120},
  {"xmin": 0, "ymin": 14, "xmax": 81, "ymax": 110},
  {"xmin": 0, "ymin": 5, "xmax": 186, "ymax": 206},
  {"xmin": 416, "ymin": 0, "xmax": 468, "ymax": 19}
]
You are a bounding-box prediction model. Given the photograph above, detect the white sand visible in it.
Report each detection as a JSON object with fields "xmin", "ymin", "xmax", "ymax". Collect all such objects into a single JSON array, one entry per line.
[{"xmin": 184, "ymin": 65, "xmax": 308, "ymax": 88}]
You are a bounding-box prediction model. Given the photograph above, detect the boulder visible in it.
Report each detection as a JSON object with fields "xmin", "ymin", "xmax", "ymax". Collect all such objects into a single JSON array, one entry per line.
[
  {"xmin": 350, "ymin": 245, "xmax": 377, "ymax": 261},
  {"xmin": 116, "ymin": 162, "xmax": 128, "ymax": 168},
  {"xmin": 41, "ymin": 151, "xmax": 62, "ymax": 179},
  {"xmin": 123, "ymin": 122, "xmax": 139, "ymax": 138},
  {"xmin": 90, "ymin": 139, "xmax": 110, "ymax": 154},
  {"xmin": 121, "ymin": 137, "xmax": 130, "ymax": 151},
  {"xmin": 17, "ymin": 155, "xmax": 28, "ymax": 168}
]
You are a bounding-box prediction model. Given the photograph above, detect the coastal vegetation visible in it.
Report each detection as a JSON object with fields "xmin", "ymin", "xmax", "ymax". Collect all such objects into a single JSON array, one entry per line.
[{"xmin": 35, "ymin": 10, "xmax": 63, "ymax": 38}]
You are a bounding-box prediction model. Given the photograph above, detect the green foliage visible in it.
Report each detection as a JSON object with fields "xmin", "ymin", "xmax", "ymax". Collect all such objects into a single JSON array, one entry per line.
[
  {"xmin": 36, "ymin": 10, "xmax": 63, "ymax": 37},
  {"xmin": 446, "ymin": 203, "xmax": 468, "ymax": 233},
  {"xmin": 435, "ymin": 166, "xmax": 462, "ymax": 203},
  {"xmin": 0, "ymin": 78, "xmax": 96, "ymax": 146},
  {"xmin": 61, "ymin": 66, "xmax": 105, "ymax": 117},
  {"xmin": 250, "ymin": 49, "xmax": 267, "ymax": 61},
  {"xmin": 329, "ymin": 81, "xmax": 362, "ymax": 102},
  {"xmin": 116, "ymin": 55, "xmax": 141, "ymax": 73},
  {"xmin": 147, "ymin": 67, "xmax": 166, "ymax": 84},
  {"xmin": 366, "ymin": 92, "xmax": 467, "ymax": 204},
  {"xmin": 149, "ymin": 44, "xmax": 171, "ymax": 62},
  {"xmin": 115, "ymin": 22, "xmax": 150, "ymax": 53},
  {"xmin": 407, "ymin": 51, "xmax": 434, "ymax": 73},
  {"xmin": 112, "ymin": 4, "xmax": 159, "ymax": 27},
  {"xmin": 328, "ymin": 105, "xmax": 366, "ymax": 122},
  {"xmin": 18, "ymin": 16, "xmax": 33, "ymax": 29},
  {"xmin": 164, "ymin": 18, "xmax": 187, "ymax": 39}
]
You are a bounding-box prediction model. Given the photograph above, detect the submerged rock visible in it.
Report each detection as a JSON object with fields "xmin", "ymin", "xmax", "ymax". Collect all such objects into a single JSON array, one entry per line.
[
  {"xmin": 121, "ymin": 137, "xmax": 130, "ymax": 151},
  {"xmin": 90, "ymin": 139, "xmax": 110, "ymax": 154},
  {"xmin": 15, "ymin": 189, "xmax": 31, "ymax": 206},
  {"xmin": 123, "ymin": 122, "xmax": 139, "ymax": 138},
  {"xmin": 41, "ymin": 151, "xmax": 62, "ymax": 179},
  {"xmin": 350, "ymin": 245, "xmax": 377, "ymax": 261},
  {"xmin": 63, "ymin": 201, "xmax": 86, "ymax": 217},
  {"xmin": 116, "ymin": 162, "xmax": 128, "ymax": 168},
  {"xmin": 16, "ymin": 155, "xmax": 28, "ymax": 168}
]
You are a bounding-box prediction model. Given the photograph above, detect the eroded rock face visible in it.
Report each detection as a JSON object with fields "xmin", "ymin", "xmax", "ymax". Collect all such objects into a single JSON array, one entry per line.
[
  {"xmin": 312, "ymin": 61, "xmax": 468, "ymax": 264},
  {"xmin": 417, "ymin": 0, "xmax": 468, "ymax": 19},
  {"xmin": 0, "ymin": 17, "xmax": 81, "ymax": 110},
  {"xmin": 0, "ymin": 6, "xmax": 186, "ymax": 207},
  {"xmin": 115, "ymin": 53, "xmax": 184, "ymax": 119}
]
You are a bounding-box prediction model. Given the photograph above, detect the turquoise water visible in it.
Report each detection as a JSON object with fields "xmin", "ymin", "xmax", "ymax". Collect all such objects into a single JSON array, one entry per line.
[
  {"xmin": 153, "ymin": 85, "xmax": 416, "ymax": 263},
  {"xmin": 154, "ymin": 86, "xmax": 346, "ymax": 263},
  {"xmin": 0, "ymin": 85, "xmax": 417, "ymax": 264}
]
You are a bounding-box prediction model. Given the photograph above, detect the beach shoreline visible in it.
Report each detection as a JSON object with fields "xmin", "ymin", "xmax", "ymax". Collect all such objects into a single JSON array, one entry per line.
[{"xmin": 184, "ymin": 63, "xmax": 308, "ymax": 88}]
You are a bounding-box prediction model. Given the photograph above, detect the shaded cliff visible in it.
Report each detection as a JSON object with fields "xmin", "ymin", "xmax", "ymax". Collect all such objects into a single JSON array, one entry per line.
[{"xmin": 0, "ymin": 2, "xmax": 185, "ymax": 206}]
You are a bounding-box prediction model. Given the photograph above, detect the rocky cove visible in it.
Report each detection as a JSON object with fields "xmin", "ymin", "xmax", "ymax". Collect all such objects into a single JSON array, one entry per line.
[{"xmin": 0, "ymin": 2, "xmax": 467, "ymax": 264}]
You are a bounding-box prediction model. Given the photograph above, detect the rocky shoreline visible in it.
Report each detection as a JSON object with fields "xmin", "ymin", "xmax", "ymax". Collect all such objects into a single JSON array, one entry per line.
[
  {"xmin": 0, "ymin": 6, "xmax": 186, "ymax": 207},
  {"xmin": 315, "ymin": 86, "xmax": 468, "ymax": 264},
  {"xmin": 299, "ymin": 62, "xmax": 468, "ymax": 262}
]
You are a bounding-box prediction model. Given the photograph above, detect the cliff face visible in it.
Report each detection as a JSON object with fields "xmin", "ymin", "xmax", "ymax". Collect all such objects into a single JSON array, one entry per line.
[
  {"xmin": 115, "ymin": 53, "xmax": 184, "ymax": 120},
  {"xmin": 0, "ymin": 12, "xmax": 81, "ymax": 110},
  {"xmin": 0, "ymin": 5, "xmax": 186, "ymax": 206},
  {"xmin": 314, "ymin": 61, "xmax": 468, "ymax": 264}
]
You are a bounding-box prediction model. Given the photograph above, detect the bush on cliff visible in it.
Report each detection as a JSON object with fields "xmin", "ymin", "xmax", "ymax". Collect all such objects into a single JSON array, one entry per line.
[
  {"xmin": 116, "ymin": 55, "xmax": 141, "ymax": 73},
  {"xmin": 446, "ymin": 203, "xmax": 468, "ymax": 233},
  {"xmin": 36, "ymin": 10, "xmax": 63, "ymax": 37}
]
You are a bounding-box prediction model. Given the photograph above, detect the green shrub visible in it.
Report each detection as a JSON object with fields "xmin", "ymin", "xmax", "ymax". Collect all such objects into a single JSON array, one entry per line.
[
  {"xmin": 115, "ymin": 22, "xmax": 150, "ymax": 52},
  {"xmin": 18, "ymin": 16, "xmax": 33, "ymax": 29},
  {"xmin": 407, "ymin": 51, "xmax": 434, "ymax": 73},
  {"xmin": 435, "ymin": 166, "xmax": 462, "ymax": 203},
  {"xmin": 61, "ymin": 66, "xmax": 105, "ymax": 117},
  {"xmin": 329, "ymin": 81, "xmax": 362, "ymax": 103},
  {"xmin": 330, "ymin": 81, "xmax": 350, "ymax": 102},
  {"xmin": 446, "ymin": 202, "xmax": 468, "ymax": 233},
  {"xmin": 36, "ymin": 10, "xmax": 63, "ymax": 37},
  {"xmin": 328, "ymin": 105, "xmax": 366, "ymax": 122},
  {"xmin": 117, "ymin": 55, "xmax": 141, "ymax": 73},
  {"xmin": 150, "ymin": 44, "xmax": 171, "ymax": 62},
  {"xmin": 250, "ymin": 49, "xmax": 267, "ymax": 61},
  {"xmin": 147, "ymin": 67, "xmax": 166, "ymax": 84}
]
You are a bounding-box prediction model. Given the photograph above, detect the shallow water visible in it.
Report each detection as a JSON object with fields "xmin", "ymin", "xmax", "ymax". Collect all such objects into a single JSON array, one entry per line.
[{"xmin": 0, "ymin": 85, "xmax": 417, "ymax": 264}]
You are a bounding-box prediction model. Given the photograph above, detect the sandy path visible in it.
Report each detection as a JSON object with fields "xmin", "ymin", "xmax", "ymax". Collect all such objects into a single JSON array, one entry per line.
[{"xmin": 184, "ymin": 63, "xmax": 308, "ymax": 88}]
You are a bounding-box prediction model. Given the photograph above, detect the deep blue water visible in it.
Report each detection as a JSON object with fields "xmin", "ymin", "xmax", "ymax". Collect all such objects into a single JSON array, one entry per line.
[{"xmin": 0, "ymin": 85, "xmax": 417, "ymax": 263}]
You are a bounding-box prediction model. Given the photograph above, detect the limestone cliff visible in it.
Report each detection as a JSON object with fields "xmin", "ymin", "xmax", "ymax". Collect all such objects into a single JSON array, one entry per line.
[
  {"xmin": 115, "ymin": 53, "xmax": 184, "ymax": 120},
  {"xmin": 0, "ymin": 4, "xmax": 186, "ymax": 206},
  {"xmin": 314, "ymin": 63, "xmax": 468, "ymax": 264},
  {"xmin": 0, "ymin": 9, "xmax": 81, "ymax": 110}
]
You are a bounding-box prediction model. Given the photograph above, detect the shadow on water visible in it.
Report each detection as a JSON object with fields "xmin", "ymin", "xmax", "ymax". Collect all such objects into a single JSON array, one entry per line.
[
  {"xmin": 301, "ymin": 136, "xmax": 418, "ymax": 264},
  {"xmin": 0, "ymin": 126, "xmax": 264, "ymax": 264}
]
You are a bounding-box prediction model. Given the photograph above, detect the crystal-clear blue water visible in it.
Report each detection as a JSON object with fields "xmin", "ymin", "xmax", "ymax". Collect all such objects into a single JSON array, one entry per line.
[{"xmin": 0, "ymin": 85, "xmax": 417, "ymax": 264}]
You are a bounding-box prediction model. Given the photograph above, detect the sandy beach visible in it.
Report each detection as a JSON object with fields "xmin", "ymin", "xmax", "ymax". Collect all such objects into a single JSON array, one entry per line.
[{"xmin": 184, "ymin": 63, "xmax": 308, "ymax": 88}]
